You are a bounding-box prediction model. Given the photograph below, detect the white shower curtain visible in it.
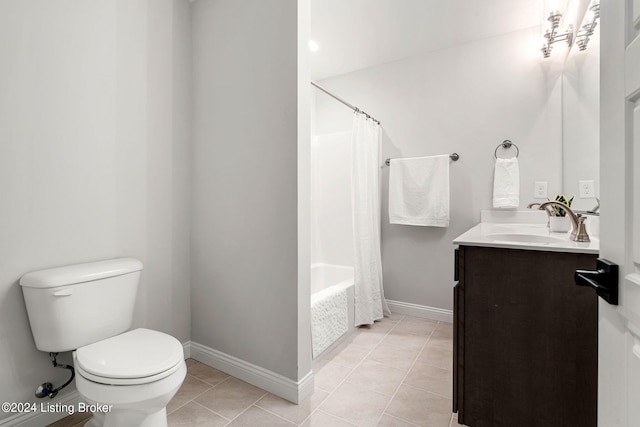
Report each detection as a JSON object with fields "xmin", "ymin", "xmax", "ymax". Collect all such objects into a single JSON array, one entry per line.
[{"xmin": 351, "ymin": 112, "xmax": 390, "ymax": 326}]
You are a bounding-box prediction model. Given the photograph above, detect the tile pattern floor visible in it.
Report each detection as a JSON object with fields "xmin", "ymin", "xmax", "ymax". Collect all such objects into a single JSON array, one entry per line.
[{"xmin": 49, "ymin": 314, "xmax": 458, "ymax": 427}]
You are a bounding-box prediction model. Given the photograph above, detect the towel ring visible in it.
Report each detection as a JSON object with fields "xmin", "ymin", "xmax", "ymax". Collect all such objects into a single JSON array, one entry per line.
[{"xmin": 494, "ymin": 140, "xmax": 519, "ymax": 159}]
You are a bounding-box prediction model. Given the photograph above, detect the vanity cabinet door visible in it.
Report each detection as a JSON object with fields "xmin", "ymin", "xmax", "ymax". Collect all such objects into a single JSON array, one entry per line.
[
  {"xmin": 453, "ymin": 283, "xmax": 460, "ymax": 414},
  {"xmin": 453, "ymin": 247, "xmax": 464, "ymax": 419},
  {"xmin": 454, "ymin": 246, "xmax": 597, "ymax": 427}
]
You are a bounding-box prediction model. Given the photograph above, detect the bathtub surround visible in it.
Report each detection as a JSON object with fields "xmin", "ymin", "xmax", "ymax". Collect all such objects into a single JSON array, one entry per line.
[
  {"xmin": 310, "ymin": 133, "xmax": 354, "ymax": 268},
  {"xmin": 309, "ymin": 110, "xmax": 391, "ymax": 354},
  {"xmin": 350, "ymin": 113, "xmax": 391, "ymax": 326},
  {"xmin": 310, "ymin": 116, "xmax": 391, "ymax": 342},
  {"xmin": 314, "ymin": 26, "xmax": 563, "ymax": 316},
  {"xmin": 309, "ymin": 131, "xmax": 357, "ymax": 358}
]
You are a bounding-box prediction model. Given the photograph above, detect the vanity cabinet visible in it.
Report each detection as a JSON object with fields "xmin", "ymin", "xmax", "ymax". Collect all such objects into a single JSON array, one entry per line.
[{"xmin": 453, "ymin": 245, "xmax": 598, "ymax": 427}]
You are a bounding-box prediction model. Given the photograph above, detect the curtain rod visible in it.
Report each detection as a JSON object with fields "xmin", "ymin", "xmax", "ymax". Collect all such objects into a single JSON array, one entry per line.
[{"xmin": 310, "ymin": 81, "xmax": 381, "ymax": 125}]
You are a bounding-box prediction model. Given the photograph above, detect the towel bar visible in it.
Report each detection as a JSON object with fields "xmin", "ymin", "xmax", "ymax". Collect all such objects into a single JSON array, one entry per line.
[{"xmin": 385, "ymin": 153, "xmax": 459, "ymax": 166}]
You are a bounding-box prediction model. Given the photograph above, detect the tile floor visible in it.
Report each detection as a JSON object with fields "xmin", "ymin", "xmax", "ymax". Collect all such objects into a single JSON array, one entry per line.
[{"xmin": 49, "ymin": 314, "xmax": 458, "ymax": 427}]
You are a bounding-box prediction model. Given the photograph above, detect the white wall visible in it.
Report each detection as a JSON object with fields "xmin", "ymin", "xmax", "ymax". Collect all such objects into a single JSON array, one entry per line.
[
  {"xmin": 562, "ymin": 31, "xmax": 600, "ymax": 212},
  {"xmin": 144, "ymin": 0, "xmax": 192, "ymax": 341},
  {"xmin": 315, "ymin": 27, "xmax": 563, "ymax": 311},
  {"xmin": 310, "ymin": 132, "xmax": 354, "ymax": 268},
  {"xmin": 0, "ymin": 0, "xmax": 191, "ymax": 417},
  {"xmin": 190, "ymin": 0, "xmax": 311, "ymax": 385}
]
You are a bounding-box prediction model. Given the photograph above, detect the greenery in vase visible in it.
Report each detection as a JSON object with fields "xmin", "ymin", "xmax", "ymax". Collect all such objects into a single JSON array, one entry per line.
[{"xmin": 548, "ymin": 194, "xmax": 574, "ymax": 217}]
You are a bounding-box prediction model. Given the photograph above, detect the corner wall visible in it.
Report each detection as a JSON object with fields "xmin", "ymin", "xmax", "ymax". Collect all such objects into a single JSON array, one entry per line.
[
  {"xmin": 315, "ymin": 27, "xmax": 563, "ymax": 313},
  {"xmin": 190, "ymin": 0, "xmax": 311, "ymax": 392}
]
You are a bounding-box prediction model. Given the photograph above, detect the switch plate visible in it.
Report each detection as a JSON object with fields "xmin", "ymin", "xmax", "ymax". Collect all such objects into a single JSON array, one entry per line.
[
  {"xmin": 534, "ymin": 181, "xmax": 548, "ymax": 198},
  {"xmin": 579, "ymin": 180, "xmax": 595, "ymax": 198}
]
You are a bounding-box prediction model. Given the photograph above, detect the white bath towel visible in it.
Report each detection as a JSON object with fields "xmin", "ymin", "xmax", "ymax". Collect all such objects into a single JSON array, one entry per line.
[
  {"xmin": 493, "ymin": 157, "xmax": 520, "ymax": 208},
  {"xmin": 388, "ymin": 155, "xmax": 450, "ymax": 227}
]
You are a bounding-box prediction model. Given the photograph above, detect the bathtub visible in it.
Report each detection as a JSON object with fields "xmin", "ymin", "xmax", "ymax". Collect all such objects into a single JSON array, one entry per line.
[{"xmin": 310, "ymin": 263, "xmax": 355, "ymax": 360}]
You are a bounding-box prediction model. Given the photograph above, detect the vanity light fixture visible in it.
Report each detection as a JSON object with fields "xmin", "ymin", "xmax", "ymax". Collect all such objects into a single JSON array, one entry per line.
[
  {"xmin": 541, "ymin": 10, "xmax": 573, "ymax": 58},
  {"xmin": 575, "ymin": 1, "xmax": 600, "ymax": 51}
]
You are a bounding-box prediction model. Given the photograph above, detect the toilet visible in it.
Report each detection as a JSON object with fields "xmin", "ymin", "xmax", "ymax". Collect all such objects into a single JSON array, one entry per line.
[{"xmin": 19, "ymin": 258, "xmax": 186, "ymax": 427}]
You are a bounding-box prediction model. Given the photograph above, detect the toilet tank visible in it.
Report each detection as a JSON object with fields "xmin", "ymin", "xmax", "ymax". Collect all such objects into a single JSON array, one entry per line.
[{"xmin": 19, "ymin": 258, "xmax": 143, "ymax": 352}]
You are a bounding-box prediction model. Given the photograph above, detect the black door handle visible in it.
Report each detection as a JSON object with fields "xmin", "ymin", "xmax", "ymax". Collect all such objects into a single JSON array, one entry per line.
[{"xmin": 575, "ymin": 258, "xmax": 619, "ymax": 305}]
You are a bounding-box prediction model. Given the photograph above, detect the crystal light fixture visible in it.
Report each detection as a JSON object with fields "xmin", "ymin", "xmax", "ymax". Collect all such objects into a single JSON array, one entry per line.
[
  {"xmin": 575, "ymin": 1, "xmax": 600, "ymax": 51},
  {"xmin": 541, "ymin": 10, "xmax": 573, "ymax": 58}
]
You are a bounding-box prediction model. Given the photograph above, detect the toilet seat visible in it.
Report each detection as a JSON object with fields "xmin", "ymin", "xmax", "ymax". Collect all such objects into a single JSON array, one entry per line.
[{"xmin": 75, "ymin": 328, "xmax": 184, "ymax": 386}]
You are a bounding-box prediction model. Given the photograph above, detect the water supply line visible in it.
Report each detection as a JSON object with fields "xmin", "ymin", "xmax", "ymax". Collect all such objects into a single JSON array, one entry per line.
[{"xmin": 35, "ymin": 353, "xmax": 75, "ymax": 399}]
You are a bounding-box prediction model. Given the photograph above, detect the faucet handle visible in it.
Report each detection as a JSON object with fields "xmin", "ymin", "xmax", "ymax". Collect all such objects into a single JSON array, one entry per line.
[{"xmin": 571, "ymin": 214, "xmax": 590, "ymax": 242}]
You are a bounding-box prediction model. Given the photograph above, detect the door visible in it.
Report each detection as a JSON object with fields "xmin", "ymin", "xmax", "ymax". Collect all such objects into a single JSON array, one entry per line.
[{"xmin": 599, "ymin": 0, "xmax": 640, "ymax": 426}]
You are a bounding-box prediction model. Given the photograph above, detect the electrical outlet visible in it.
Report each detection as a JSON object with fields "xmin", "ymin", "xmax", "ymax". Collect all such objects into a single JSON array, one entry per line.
[
  {"xmin": 579, "ymin": 180, "xmax": 595, "ymax": 198},
  {"xmin": 534, "ymin": 181, "xmax": 548, "ymax": 198}
]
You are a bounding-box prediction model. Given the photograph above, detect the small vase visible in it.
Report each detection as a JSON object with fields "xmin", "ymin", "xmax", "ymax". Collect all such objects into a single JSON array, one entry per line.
[{"xmin": 549, "ymin": 216, "xmax": 571, "ymax": 232}]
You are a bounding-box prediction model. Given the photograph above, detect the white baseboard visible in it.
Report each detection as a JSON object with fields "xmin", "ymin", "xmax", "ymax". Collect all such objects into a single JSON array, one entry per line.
[
  {"xmin": 386, "ymin": 300, "xmax": 453, "ymax": 323},
  {"xmin": 187, "ymin": 341, "xmax": 314, "ymax": 404},
  {"xmin": 182, "ymin": 341, "xmax": 191, "ymax": 359},
  {"xmin": 0, "ymin": 390, "xmax": 82, "ymax": 427}
]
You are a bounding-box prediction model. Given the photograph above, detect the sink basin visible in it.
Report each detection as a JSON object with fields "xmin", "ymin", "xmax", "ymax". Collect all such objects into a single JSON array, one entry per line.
[
  {"xmin": 453, "ymin": 211, "xmax": 599, "ymax": 254},
  {"xmin": 486, "ymin": 233, "xmax": 566, "ymax": 244}
]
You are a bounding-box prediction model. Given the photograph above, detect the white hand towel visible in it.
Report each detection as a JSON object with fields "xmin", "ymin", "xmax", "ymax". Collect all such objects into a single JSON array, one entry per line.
[
  {"xmin": 388, "ymin": 155, "xmax": 450, "ymax": 227},
  {"xmin": 493, "ymin": 157, "xmax": 520, "ymax": 208}
]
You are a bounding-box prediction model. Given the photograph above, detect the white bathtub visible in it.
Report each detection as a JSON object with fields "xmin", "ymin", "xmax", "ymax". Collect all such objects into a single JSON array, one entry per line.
[
  {"xmin": 311, "ymin": 263, "xmax": 353, "ymax": 294},
  {"xmin": 310, "ymin": 263, "xmax": 355, "ymax": 360}
]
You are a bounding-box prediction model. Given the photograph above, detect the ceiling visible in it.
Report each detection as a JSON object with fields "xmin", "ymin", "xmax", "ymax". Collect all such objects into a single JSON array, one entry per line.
[{"xmin": 310, "ymin": 0, "xmax": 543, "ymax": 80}]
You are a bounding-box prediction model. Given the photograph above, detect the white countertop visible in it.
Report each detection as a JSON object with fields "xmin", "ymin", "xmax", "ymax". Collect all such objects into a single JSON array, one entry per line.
[{"xmin": 453, "ymin": 211, "xmax": 599, "ymax": 255}]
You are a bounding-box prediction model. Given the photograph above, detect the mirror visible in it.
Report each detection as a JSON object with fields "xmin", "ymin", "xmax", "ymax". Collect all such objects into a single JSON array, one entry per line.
[{"xmin": 561, "ymin": 1, "xmax": 600, "ymax": 213}]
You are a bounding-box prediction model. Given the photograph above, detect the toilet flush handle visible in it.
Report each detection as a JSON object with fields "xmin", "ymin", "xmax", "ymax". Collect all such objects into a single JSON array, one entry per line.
[{"xmin": 52, "ymin": 288, "xmax": 73, "ymax": 297}]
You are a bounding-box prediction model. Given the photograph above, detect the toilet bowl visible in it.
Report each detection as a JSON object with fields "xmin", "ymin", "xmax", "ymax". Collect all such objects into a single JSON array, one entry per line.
[
  {"xmin": 19, "ymin": 258, "xmax": 187, "ymax": 427},
  {"xmin": 73, "ymin": 328, "xmax": 186, "ymax": 427}
]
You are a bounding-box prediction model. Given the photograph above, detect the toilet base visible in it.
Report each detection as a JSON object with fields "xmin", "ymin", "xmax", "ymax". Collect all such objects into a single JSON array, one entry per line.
[
  {"xmin": 83, "ymin": 408, "xmax": 167, "ymax": 427},
  {"xmin": 74, "ymin": 356, "xmax": 186, "ymax": 427}
]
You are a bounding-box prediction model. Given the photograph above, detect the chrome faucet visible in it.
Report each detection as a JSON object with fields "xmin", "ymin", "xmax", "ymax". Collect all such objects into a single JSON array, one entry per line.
[
  {"xmin": 527, "ymin": 201, "xmax": 590, "ymax": 242},
  {"xmin": 526, "ymin": 202, "xmax": 552, "ymax": 220}
]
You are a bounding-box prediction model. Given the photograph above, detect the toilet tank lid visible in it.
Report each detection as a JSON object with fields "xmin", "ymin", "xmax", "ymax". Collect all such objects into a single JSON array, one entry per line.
[{"xmin": 20, "ymin": 258, "xmax": 143, "ymax": 289}]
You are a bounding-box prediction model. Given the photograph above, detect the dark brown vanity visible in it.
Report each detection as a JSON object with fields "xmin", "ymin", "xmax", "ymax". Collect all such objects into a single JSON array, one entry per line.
[{"xmin": 453, "ymin": 245, "xmax": 598, "ymax": 427}]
